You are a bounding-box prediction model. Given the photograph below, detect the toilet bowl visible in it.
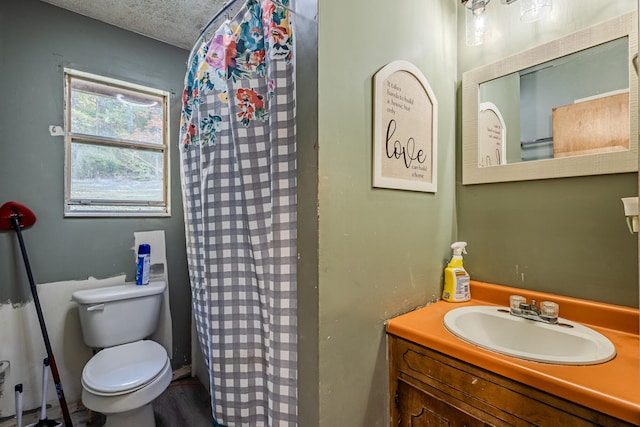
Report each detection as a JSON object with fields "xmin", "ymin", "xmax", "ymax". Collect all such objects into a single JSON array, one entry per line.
[
  {"xmin": 72, "ymin": 281, "xmax": 170, "ymax": 427},
  {"xmin": 81, "ymin": 341, "xmax": 172, "ymax": 427}
]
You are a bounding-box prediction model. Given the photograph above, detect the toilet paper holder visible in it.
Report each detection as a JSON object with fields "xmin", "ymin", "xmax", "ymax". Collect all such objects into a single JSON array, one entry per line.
[{"xmin": 621, "ymin": 197, "xmax": 639, "ymax": 234}]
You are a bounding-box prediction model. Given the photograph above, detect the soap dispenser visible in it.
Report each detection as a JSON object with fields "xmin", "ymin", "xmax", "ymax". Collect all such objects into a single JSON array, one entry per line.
[{"xmin": 442, "ymin": 242, "xmax": 471, "ymax": 302}]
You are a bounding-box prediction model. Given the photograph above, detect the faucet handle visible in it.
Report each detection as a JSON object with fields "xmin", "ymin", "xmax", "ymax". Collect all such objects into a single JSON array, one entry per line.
[
  {"xmin": 540, "ymin": 301, "xmax": 559, "ymax": 318},
  {"xmin": 509, "ymin": 295, "xmax": 526, "ymax": 311}
]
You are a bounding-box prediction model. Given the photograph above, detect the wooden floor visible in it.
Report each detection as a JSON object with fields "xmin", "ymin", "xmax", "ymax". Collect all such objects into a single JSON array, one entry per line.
[
  {"xmin": 154, "ymin": 377, "xmax": 212, "ymax": 427},
  {"xmin": 70, "ymin": 377, "xmax": 212, "ymax": 427}
]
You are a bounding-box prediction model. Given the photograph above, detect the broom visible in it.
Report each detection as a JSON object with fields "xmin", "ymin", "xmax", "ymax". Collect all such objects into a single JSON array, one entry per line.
[{"xmin": 0, "ymin": 202, "xmax": 73, "ymax": 426}]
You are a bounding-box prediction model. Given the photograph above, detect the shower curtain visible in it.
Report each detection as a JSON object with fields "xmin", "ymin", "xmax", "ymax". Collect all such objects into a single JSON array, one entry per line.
[{"xmin": 179, "ymin": 1, "xmax": 297, "ymax": 425}]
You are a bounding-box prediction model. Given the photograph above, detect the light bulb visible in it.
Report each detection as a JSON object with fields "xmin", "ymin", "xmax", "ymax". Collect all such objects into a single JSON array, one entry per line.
[{"xmin": 471, "ymin": 0, "xmax": 486, "ymax": 15}]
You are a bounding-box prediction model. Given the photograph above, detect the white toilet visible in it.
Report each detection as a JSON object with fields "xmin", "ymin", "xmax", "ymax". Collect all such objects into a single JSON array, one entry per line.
[{"xmin": 72, "ymin": 281, "xmax": 172, "ymax": 427}]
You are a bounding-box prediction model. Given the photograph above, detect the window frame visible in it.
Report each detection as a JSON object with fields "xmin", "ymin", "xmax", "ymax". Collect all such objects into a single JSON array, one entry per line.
[{"xmin": 63, "ymin": 69, "xmax": 171, "ymax": 217}]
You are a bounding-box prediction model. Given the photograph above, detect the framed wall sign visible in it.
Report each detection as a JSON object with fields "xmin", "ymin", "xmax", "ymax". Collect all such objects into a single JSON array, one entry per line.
[{"xmin": 373, "ymin": 60, "xmax": 438, "ymax": 193}]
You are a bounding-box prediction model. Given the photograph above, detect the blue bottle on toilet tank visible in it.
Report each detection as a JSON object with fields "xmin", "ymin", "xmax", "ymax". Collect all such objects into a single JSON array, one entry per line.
[{"xmin": 136, "ymin": 244, "xmax": 151, "ymax": 285}]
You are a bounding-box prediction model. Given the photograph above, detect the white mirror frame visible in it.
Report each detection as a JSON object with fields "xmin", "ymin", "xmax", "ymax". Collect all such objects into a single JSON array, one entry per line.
[{"xmin": 462, "ymin": 11, "xmax": 638, "ymax": 185}]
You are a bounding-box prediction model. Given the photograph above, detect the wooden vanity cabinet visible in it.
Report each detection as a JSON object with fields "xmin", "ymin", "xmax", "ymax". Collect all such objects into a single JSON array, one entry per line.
[{"xmin": 388, "ymin": 335, "xmax": 634, "ymax": 427}]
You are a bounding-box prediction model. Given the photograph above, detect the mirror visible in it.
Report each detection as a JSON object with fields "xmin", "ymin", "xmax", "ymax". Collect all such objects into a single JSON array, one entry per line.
[{"xmin": 462, "ymin": 12, "xmax": 638, "ymax": 184}]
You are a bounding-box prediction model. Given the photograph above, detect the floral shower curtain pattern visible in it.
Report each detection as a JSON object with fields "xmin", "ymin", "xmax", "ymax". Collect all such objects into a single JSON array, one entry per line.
[{"xmin": 179, "ymin": 1, "xmax": 297, "ymax": 425}]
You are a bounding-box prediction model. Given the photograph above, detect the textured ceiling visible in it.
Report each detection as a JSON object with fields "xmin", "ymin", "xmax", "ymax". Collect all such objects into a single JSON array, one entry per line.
[{"xmin": 40, "ymin": 0, "xmax": 243, "ymax": 50}]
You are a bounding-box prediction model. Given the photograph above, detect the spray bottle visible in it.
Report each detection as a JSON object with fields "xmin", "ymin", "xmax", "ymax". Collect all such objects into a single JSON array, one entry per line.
[{"xmin": 442, "ymin": 242, "xmax": 471, "ymax": 302}]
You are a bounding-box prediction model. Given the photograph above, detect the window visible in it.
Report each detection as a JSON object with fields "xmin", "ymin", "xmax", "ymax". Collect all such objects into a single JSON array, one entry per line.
[{"xmin": 64, "ymin": 69, "xmax": 170, "ymax": 216}]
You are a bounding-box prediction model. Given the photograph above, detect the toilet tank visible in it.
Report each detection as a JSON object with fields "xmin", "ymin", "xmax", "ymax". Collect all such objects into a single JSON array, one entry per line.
[{"xmin": 72, "ymin": 281, "xmax": 166, "ymax": 348}]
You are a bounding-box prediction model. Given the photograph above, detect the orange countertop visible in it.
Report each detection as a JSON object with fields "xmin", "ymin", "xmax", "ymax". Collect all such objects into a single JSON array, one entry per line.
[{"xmin": 385, "ymin": 281, "xmax": 640, "ymax": 425}]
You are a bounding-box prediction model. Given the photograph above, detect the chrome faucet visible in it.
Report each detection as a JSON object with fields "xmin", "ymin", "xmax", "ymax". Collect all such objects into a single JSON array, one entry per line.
[{"xmin": 509, "ymin": 296, "xmax": 559, "ymax": 325}]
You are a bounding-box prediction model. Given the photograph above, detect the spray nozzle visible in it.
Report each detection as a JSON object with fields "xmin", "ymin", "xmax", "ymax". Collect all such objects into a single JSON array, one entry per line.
[{"xmin": 451, "ymin": 241, "xmax": 468, "ymax": 256}]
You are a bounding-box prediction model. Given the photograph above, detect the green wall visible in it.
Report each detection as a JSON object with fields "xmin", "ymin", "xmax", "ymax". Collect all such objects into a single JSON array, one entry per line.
[
  {"xmin": 315, "ymin": 0, "xmax": 458, "ymax": 425},
  {"xmin": 457, "ymin": 0, "xmax": 639, "ymax": 306},
  {"xmin": 0, "ymin": 1, "xmax": 192, "ymax": 366}
]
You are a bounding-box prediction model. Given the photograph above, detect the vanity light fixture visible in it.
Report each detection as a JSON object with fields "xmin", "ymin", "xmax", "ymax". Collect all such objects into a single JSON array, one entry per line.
[
  {"xmin": 506, "ymin": 0, "xmax": 552, "ymax": 23},
  {"xmin": 517, "ymin": 0, "xmax": 552, "ymax": 22},
  {"xmin": 463, "ymin": 0, "xmax": 553, "ymax": 47},
  {"xmin": 462, "ymin": 0, "xmax": 490, "ymax": 46}
]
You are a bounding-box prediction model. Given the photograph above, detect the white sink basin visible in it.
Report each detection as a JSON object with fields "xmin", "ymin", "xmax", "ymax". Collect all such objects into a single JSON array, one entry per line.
[{"xmin": 443, "ymin": 305, "xmax": 616, "ymax": 365}]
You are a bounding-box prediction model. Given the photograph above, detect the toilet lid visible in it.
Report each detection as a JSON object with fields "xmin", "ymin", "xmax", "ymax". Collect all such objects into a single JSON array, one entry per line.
[{"xmin": 82, "ymin": 340, "xmax": 168, "ymax": 395}]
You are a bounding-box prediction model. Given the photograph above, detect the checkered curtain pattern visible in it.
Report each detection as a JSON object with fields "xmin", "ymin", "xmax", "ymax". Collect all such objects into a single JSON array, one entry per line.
[{"xmin": 179, "ymin": 1, "xmax": 297, "ymax": 425}]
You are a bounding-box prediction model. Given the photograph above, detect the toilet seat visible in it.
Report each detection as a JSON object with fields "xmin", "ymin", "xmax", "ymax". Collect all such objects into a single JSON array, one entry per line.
[
  {"xmin": 81, "ymin": 355, "xmax": 172, "ymax": 418},
  {"xmin": 82, "ymin": 340, "xmax": 168, "ymax": 396}
]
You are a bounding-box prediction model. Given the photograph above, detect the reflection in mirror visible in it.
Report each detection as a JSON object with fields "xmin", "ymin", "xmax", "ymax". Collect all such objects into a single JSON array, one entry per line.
[
  {"xmin": 479, "ymin": 37, "xmax": 629, "ymax": 167},
  {"xmin": 462, "ymin": 12, "xmax": 637, "ymax": 184},
  {"xmin": 478, "ymin": 102, "xmax": 506, "ymax": 167}
]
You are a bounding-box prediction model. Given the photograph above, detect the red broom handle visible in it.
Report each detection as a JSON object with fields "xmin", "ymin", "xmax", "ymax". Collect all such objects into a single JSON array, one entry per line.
[{"xmin": 9, "ymin": 217, "xmax": 73, "ymax": 427}]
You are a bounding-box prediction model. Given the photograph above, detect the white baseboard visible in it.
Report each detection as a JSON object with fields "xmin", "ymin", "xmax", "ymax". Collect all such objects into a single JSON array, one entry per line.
[{"xmin": 171, "ymin": 365, "xmax": 193, "ymax": 381}]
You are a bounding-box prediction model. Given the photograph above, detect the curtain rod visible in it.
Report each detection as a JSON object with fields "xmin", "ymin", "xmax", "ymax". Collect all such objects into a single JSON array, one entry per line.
[{"xmin": 186, "ymin": 0, "xmax": 301, "ymax": 66}]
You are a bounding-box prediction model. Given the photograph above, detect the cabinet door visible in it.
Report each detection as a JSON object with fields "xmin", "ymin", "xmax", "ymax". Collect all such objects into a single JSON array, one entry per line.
[{"xmin": 397, "ymin": 379, "xmax": 488, "ymax": 427}]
